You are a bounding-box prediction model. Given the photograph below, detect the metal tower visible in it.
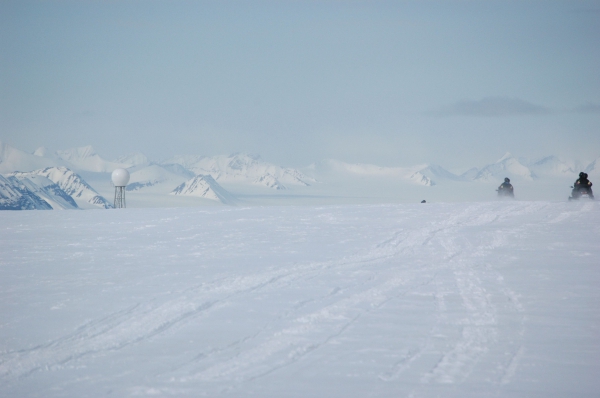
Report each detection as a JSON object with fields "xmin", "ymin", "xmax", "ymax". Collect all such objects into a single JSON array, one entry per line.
[
  {"xmin": 111, "ymin": 168, "xmax": 130, "ymax": 209},
  {"xmin": 114, "ymin": 186, "xmax": 126, "ymax": 208}
]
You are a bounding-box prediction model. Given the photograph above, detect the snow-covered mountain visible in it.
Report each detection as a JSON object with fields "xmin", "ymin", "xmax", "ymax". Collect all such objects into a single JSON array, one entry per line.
[
  {"xmin": 159, "ymin": 163, "xmax": 196, "ymax": 179},
  {"xmin": 309, "ymin": 159, "xmax": 436, "ymax": 186},
  {"xmin": 114, "ymin": 152, "xmax": 151, "ymax": 168},
  {"xmin": 126, "ymin": 164, "xmax": 189, "ymax": 192},
  {"xmin": 33, "ymin": 147, "xmax": 52, "ymax": 158},
  {"xmin": 417, "ymin": 164, "xmax": 464, "ymax": 182},
  {"xmin": 31, "ymin": 167, "xmax": 112, "ymax": 209},
  {"xmin": 459, "ymin": 167, "xmax": 480, "ymax": 180},
  {"xmin": 170, "ymin": 175, "xmax": 236, "ymax": 204},
  {"xmin": 529, "ymin": 156, "xmax": 577, "ymax": 177},
  {"xmin": 4, "ymin": 173, "xmax": 78, "ymax": 210},
  {"xmin": 0, "ymin": 175, "xmax": 54, "ymax": 210},
  {"xmin": 55, "ymin": 145, "xmax": 128, "ymax": 173},
  {"xmin": 253, "ymin": 173, "xmax": 286, "ymax": 190},
  {"xmin": 6, "ymin": 167, "xmax": 112, "ymax": 209},
  {"xmin": 584, "ymin": 157, "xmax": 600, "ymax": 177},
  {"xmin": 162, "ymin": 153, "xmax": 314, "ymax": 189},
  {"xmin": 470, "ymin": 153, "xmax": 536, "ymax": 182},
  {"xmin": 2, "ymin": 140, "xmax": 599, "ymax": 207},
  {"xmin": 0, "ymin": 141, "xmax": 64, "ymax": 173}
]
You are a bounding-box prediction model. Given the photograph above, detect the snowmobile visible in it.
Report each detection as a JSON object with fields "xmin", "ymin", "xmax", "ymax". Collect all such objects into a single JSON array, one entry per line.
[
  {"xmin": 496, "ymin": 187, "xmax": 514, "ymax": 199},
  {"xmin": 569, "ymin": 186, "xmax": 594, "ymax": 201},
  {"xmin": 496, "ymin": 178, "xmax": 514, "ymax": 199}
]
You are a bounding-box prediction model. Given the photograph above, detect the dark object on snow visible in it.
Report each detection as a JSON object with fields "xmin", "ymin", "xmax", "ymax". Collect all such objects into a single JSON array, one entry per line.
[
  {"xmin": 570, "ymin": 172, "xmax": 594, "ymax": 200},
  {"xmin": 421, "ymin": 200, "xmax": 426, "ymax": 203},
  {"xmin": 497, "ymin": 178, "xmax": 514, "ymax": 198}
]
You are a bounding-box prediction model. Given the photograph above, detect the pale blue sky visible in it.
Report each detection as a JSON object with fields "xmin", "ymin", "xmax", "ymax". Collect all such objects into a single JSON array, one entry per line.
[{"xmin": 1, "ymin": 0, "xmax": 599, "ymax": 168}]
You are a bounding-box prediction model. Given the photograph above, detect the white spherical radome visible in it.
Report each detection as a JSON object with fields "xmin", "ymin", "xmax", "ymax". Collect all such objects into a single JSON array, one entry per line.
[{"xmin": 111, "ymin": 168, "xmax": 130, "ymax": 187}]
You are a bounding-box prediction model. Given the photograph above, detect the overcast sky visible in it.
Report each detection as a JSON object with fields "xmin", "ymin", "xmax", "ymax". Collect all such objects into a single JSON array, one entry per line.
[{"xmin": 1, "ymin": 0, "xmax": 599, "ymax": 169}]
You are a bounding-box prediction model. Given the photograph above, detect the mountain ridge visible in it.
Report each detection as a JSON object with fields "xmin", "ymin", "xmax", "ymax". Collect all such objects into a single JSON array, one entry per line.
[
  {"xmin": 5, "ymin": 167, "xmax": 112, "ymax": 209},
  {"xmin": 2, "ymin": 140, "xmax": 599, "ymax": 208}
]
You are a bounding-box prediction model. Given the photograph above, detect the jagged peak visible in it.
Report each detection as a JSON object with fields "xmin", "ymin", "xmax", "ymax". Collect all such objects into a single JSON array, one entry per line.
[
  {"xmin": 56, "ymin": 145, "xmax": 97, "ymax": 160},
  {"xmin": 228, "ymin": 152, "xmax": 261, "ymax": 161},
  {"xmin": 170, "ymin": 174, "xmax": 235, "ymax": 204},
  {"xmin": 114, "ymin": 152, "xmax": 150, "ymax": 166},
  {"xmin": 496, "ymin": 152, "xmax": 513, "ymax": 163},
  {"xmin": 533, "ymin": 155, "xmax": 560, "ymax": 165}
]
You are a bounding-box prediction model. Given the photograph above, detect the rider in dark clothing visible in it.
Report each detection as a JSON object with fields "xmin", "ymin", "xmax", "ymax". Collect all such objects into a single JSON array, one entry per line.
[
  {"xmin": 572, "ymin": 172, "xmax": 594, "ymax": 199},
  {"xmin": 497, "ymin": 177, "xmax": 514, "ymax": 197}
]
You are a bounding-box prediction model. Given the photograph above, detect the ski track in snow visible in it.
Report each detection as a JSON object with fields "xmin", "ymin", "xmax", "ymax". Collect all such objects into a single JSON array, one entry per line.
[
  {"xmin": 377, "ymin": 203, "xmax": 536, "ymax": 390},
  {"xmin": 0, "ymin": 201, "xmax": 597, "ymax": 397},
  {"xmin": 164, "ymin": 203, "xmax": 527, "ymax": 389}
]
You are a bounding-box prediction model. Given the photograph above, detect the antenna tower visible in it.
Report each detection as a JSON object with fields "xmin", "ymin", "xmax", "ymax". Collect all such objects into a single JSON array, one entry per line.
[
  {"xmin": 114, "ymin": 186, "xmax": 126, "ymax": 208},
  {"xmin": 111, "ymin": 168, "xmax": 130, "ymax": 209}
]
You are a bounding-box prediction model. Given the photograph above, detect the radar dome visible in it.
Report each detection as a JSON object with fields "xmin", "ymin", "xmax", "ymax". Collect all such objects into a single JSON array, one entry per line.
[{"xmin": 111, "ymin": 168, "xmax": 130, "ymax": 187}]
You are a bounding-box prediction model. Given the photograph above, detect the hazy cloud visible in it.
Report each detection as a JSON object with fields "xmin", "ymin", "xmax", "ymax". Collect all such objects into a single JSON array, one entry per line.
[
  {"xmin": 437, "ymin": 97, "xmax": 553, "ymax": 117},
  {"xmin": 2, "ymin": 2, "xmax": 600, "ymax": 168},
  {"xmin": 572, "ymin": 103, "xmax": 600, "ymax": 114}
]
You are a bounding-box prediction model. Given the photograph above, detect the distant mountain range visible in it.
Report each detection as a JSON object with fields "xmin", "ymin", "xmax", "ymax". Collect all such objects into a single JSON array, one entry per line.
[
  {"xmin": 306, "ymin": 152, "xmax": 593, "ymax": 185},
  {"xmin": 162, "ymin": 153, "xmax": 314, "ymax": 189},
  {"xmin": 308, "ymin": 159, "xmax": 436, "ymax": 186},
  {"xmin": 1, "ymin": 140, "xmax": 598, "ymax": 209}
]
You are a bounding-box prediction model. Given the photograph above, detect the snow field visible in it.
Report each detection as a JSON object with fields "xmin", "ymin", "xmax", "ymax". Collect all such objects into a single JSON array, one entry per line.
[{"xmin": 0, "ymin": 201, "xmax": 599, "ymax": 397}]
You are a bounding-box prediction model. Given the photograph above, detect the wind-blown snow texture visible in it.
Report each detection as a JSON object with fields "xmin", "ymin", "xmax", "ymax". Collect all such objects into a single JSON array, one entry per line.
[{"xmin": 1, "ymin": 202, "xmax": 598, "ymax": 397}]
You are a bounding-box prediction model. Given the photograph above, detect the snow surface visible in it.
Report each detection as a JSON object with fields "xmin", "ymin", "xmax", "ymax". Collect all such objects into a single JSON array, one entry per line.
[{"xmin": 1, "ymin": 201, "xmax": 599, "ymax": 397}]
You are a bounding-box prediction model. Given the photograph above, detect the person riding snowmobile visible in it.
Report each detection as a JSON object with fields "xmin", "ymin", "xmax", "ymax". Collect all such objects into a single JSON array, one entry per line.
[
  {"xmin": 571, "ymin": 172, "xmax": 594, "ymax": 199},
  {"xmin": 497, "ymin": 177, "xmax": 514, "ymax": 198}
]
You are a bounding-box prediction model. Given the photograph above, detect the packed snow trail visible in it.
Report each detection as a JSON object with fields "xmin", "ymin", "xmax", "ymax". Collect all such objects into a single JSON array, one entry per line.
[{"xmin": 0, "ymin": 202, "xmax": 599, "ymax": 397}]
